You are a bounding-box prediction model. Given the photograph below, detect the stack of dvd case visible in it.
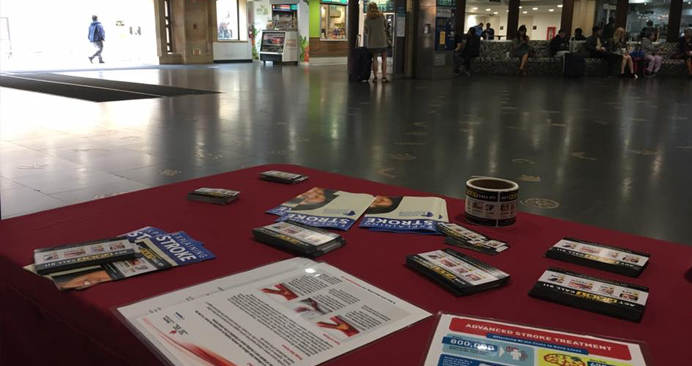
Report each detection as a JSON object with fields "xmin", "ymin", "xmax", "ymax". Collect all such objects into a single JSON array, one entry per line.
[
  {"xmin": 437, "ymin": 222, "xmax": 509, "ymax": 256},
  {"xmin": 406, "ymin": 248, "xmax": 510, "ymax": 296},
  {"xmin": 529, "ymin": 267, "xmax": 649, "ymax": 322},
  {"xmin": 252, "ymin": 221, "xmax": 345, "ymax": 258},
  {"xmin": 187, "ymin": 188, "xmax": 240, "ymax": 205},
  {"xmin": 259, "ymin": 170, "xmax": 309, "ymax": 184},
  {"xmin": 545, "ymin": 237, "xmax": 649, "ymax": 277},
  {"xmin": 33, "ymin": 237, "xmax": 139, "ymax": 275}
]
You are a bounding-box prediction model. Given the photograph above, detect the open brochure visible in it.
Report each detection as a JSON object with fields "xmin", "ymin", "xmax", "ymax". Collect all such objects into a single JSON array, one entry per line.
[
  {"xmin": 119, "ymin": 260, "xmax": 431, "ymax": 366},
  {"xmin": 274, "ymin": 188, "xmax": 375, "ymax": 230},
  {"xmin": 360, "ymin": 196, "xmax": 449, "ymax": 234},
  {"xmin": 423, "ymin": 314, "xmax": 649, "ymax": 366}
]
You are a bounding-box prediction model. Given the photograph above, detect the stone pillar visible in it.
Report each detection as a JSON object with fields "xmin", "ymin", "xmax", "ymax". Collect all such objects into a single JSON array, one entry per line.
[
  {"xmin": 560, "ymin": 0, "xmax": 575, "ymax": 37},
  {"xmin": 507, "ymin": 0, "xmax": 520, "ymax": 40},
  {"xmin": 155, "ymin": 0, "xmax": 214, "ymax": 64},
  {"xmin": 668, "ymin": 0, "xmax": 683, "ymax": 42},
  {"xmin": 456, "ymin": 0, "xmax": 466, "ymax": 36},
  {"xmin": 347, "ymin": 0, "xmax": 360, "ymax": 70}
]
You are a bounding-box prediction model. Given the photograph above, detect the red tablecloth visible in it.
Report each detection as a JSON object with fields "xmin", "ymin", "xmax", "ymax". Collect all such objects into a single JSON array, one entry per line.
[{"xmin": 1, "ymin": 164, "xmax": 689, "ymax": 365}]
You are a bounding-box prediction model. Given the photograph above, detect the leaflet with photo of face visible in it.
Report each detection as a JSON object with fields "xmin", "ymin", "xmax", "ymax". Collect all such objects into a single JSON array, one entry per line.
[
  {"xmin": 360, "ymin": 196, "xmax": 449, "ymax": 234},
  {"xmin": 276, "ymin": 188, "xmax": 375, "ymax": 231}
]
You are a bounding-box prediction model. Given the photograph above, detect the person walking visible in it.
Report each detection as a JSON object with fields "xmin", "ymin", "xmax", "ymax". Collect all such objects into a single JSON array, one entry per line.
[
  {"xmin": 642, "ymin": 31, "xmax": 662, "ymax": 77},
  {"xmin": 609, "ymin": 27, "xmax": 637, "ymax": 78},
  {"xmin": 88, "ymin": 15, "xmax": 106, "ymax": 64},
  {"xmin": 364, "ymin": 3, "xmax": 389, "ymax": 82},
  {"xmin": 512, "ymin": 25, "xmax": 531, "ymax": 76}
]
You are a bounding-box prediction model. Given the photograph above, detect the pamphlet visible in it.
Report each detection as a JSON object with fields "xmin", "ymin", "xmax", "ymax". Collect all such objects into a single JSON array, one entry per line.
[
  {"xmin": 545, "ymin": 237, "xmax": 649, "ymax": 277},
  {"xmin": 276, "ymin": 188, "xmax": 375, "ymax": 230},
  {"xmin": 33, "ymin": 237, "xmax": 139, "ymax": 275},
  {"xmin": 253, "ymin": 221, "xmax": 345, "ymax": 257},
  {"xmin": 266, "ymin": 187, "xmax": 325, "ymax": 216},
  {"xmin": 260, "ymin": 170, "xmax": 309, "ymax": 184},
  {"xmin": 50, "ymin": 227, "xmax": 215, "ymax": 290},
  {"xmin": 124, "ymin": 262, "xmax": 430, "ymax": 366},
  {"xmin": 529, "ymin": 267, "xmax": 649, "ymax": 322},
  {"xmin": 437, "ymin": 222, "xmax": 509, "ymax": 255},
  {"xmin": 359, "ymin": 196, "xmax": 449, "ymax": 234},
  {"xmin": 423, "ymin": 314, "xmax": 649, "ymax": 366}
]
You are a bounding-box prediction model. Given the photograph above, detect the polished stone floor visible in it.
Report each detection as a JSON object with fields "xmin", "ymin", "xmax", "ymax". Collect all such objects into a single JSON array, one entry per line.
[{"xmin": 1, "ymin": 64, "xmax": 691, "ymax": 245}]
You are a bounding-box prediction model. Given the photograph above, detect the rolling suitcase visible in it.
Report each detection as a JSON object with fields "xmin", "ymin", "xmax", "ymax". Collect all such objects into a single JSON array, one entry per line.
[
  {"xmin": 349, "ymin": 47, "xmax": 372, "ymax": 83},
  {"xmin": 563, "ymin": 53, "xmax": 585, "ymax": 78}
]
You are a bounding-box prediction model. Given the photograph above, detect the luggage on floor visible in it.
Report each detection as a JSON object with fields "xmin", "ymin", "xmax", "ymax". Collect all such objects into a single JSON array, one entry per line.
[
  {"xmin": 563, "ymin": 53, "xmax": 585, "ymax": 78},
  {"xmin": 349, "ymin": 47, "xmax": 373, "ymax": 83}
]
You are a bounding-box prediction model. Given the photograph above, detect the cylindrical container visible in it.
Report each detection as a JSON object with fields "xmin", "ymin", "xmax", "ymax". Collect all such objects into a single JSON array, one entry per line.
[{"xmin": 465, "ymin": 177, "xmax": 519, "ymax": 227}]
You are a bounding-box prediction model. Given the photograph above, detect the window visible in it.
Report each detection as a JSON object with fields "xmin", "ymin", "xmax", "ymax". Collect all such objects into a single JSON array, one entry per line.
[
  {"xmin": 216, "ymin": 0, "xmax": 248, "ymax": 41},
  {"xmin": 164, "ymin": 0, "xmax": 173, "ymax": 53},
  {"xmin": 320, "ymin": 1, "xmax": 348, "ymax": 40},
  {"xmin": 627, "ymin": 0, "xmax": 670, "ymax": 41},
  {"xmin": 682, "ymin": 1, "xmax": 692, "ymax": 35}
]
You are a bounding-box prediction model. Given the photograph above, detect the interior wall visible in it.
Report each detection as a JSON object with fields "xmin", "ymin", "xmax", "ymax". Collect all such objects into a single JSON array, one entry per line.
[{"xmin": 572, "ymin": 0, "xmax": 597, "ymax": 35}]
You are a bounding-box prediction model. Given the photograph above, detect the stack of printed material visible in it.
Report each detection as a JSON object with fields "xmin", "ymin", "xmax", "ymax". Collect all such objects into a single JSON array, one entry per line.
[
  {"xmin": 187, "ymin": 188, "xmax": 239, "ymax": 205},
  {"xmin": 406, "ymin": 248, "xmax": 510, "ymax": 296},
  {"xmin": 545, "ymin": 237, "xmax": 649, "ymax": 277},
  {"xmin": 27, "ymin": 227, "xmax": 215, "ymax": 290},
  {"xmin": 268, "ymin": 187, "xmax": 375, "ymax": 230},
  {"xmin": 33, "ymin": 237, "xmax": 139, "ymax": 275},
  {"xmin": 359, "ymin": 196, "xmax": 449, "ymax": 234},
  {"xmin": 437, "ymin": 222, "xmax": 509, "ymax": 255},
  {"xmin": 259, "ymin": 170, "xmax": 309, "ymax": 184},
  {"xmin": 253, "ymin": 221, "xmax": 346, "ymax": 258},
  {"xmin": 529, "ymin": 267, "xmax": 649, "ymax": 322}
]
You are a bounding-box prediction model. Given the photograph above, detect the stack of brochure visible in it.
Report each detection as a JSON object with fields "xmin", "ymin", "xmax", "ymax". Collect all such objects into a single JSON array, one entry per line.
[
  {"xmin": 437, "ymin": 222, "xmax": 509, "ymax": 255},
  {"xmin": 260, "ymin": 170, "xmax": 309, "ymax": 184},
  {"xmin": 529, "ymin": 267, "xmax": 649, "ymax": 322},
  {"xmin": 187, "ymin": 188, "xmax": 239, "ymax": 205},
  {"xmin": 253, "ymin": 221, "xmax": 345, "ymax": 258},
  {"xmin": 406, "ymin": 248, "xmax": 510, "ymax": 296},
  {"xmin": 545, "ymin": 237, "xmax": 649, "ymax": 277},
  {"xmin": 27, "ymin": 227, "xmax": 215, "ymax": 290},
  {"xmin": 33, "ymin": 237, "xmax": 139, "ymax": 275},
  {"xmin": 359, "ymin": 196, "xmax": 449, "ymax": 234}
]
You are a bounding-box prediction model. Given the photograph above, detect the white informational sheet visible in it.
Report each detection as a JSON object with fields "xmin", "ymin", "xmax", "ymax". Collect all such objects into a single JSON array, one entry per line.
[
  {"xmin": 120, "ymin": 261, "xmax": 431, "ymax": 366},
  {"xmin": 423, "ymin": 314, "xmax": 649, "ymax": 366}
]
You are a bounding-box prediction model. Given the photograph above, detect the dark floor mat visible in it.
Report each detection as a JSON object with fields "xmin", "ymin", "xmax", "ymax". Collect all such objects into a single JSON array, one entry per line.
[
  {"xmin": 0, "ymin": 74, "xmax": 156, "ymax": 102},
  {"xmin": 24, "ymin": 73, "xmax": 219, "ymax": 97}
]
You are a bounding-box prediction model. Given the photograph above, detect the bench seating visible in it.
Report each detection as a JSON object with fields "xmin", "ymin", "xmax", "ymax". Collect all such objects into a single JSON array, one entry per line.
[{"xmin": 470, "ymin": 40, "xmax": 688, "ymax": 77}]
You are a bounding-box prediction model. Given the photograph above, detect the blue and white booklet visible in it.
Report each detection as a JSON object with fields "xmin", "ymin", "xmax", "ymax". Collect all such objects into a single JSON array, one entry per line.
[
  {"xmin": 48, "ymin": 227, "xmax": 215, "ymax": 290},
  {"xmin": 275, "ymin": 188, "xmax": 375, "ymax": 230},
  {"xmin": 359, "ymin": 196, "xmax": 449, "ymax": 234}
]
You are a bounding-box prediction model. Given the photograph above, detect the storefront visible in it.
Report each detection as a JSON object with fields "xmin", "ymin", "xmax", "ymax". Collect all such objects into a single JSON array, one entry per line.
[{"xmin": 309, "ymin": 0, "xmax": 349, "ymax": 63}]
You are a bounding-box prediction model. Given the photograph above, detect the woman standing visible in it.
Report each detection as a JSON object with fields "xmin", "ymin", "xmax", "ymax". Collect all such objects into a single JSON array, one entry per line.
[
  {"xmin": 609, "ymin": 27, "xmax": 637, "ymax": 78},
  {"xmin": 364, "ymin": 3, "xmax": 389, "ymax": 82},
  {"xmin": 511, "ymin": 25, "xmax": 530, "ymax": 76}
]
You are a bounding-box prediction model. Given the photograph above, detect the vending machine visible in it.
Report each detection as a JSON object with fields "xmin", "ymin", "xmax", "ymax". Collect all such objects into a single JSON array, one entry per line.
[{"xmin": 415, "ymin": 0, "xmax": 456, "ymax": 79}]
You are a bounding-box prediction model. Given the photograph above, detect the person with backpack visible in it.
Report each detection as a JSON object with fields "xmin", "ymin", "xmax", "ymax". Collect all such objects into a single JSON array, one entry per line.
[
  {"xmin": 642, "ymin": 31, "xmax": 662, "ymax": 78},
  {"xmin": 88, "ymin": 15, "xmax": 106, "ymax": 64},
  {"xmin": 364, "ymin": 3, "xmax": 389, "ymax": 83}
]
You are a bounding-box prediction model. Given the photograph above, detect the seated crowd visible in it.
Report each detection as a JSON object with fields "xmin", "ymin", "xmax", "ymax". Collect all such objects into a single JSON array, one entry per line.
[{"xmin": 452, "ymin": 23, "xmax": 692, "ymax": 79}]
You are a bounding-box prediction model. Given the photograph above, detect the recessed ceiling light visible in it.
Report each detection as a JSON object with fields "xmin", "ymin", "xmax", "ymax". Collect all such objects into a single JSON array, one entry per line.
[
  {"xmin": 549, "ymin": 9, "xmax": 554, "ymax": 12},
  {"xmin": 523, "ymin": 11, "xmax": 528, "ymax": 14},
  {"xmin": 472, "ymin": 7, "xmax": 478, "ymax": 10},
  {"xmin": 486, "ymin": 8, "xmax": 491, "ymax": 11},
  {"xmin": 558, "ymin": 4, "xmax": 563, "ymax": 7},
  {"xmin": 519, "ymin": 6, "xmax": 522, "ymax": 9},
  {"xmin": 494, "ymin": 11, "xmax": 499, "ymax": 14},
  {"xmin": 533, "ymin": 7, "xmax": 538, "ymax": 10}
]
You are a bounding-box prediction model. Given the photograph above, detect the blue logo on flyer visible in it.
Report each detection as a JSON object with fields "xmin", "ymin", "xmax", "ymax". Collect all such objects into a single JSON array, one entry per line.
[
  {"xmin": 360, "ymin": 217, "xmax": 440, "ymax": 232},
  {"xmin": 125, "ymin": 226, "xmax": 167, "ymax": 240},
  {"xmin": 148, "ymin": 232, "xmax": 215, "ymax": 265},
  {"xmin": 441, "ymin": 335, "xmax": 534, "ymax": 365},
  {"xmin": 436, "ymin": 355, "xmax": 505, "ymax": 366},
  {"xmin": 267, "ymin": 205, "xmax": 292, "ymax": 216},
  {"xmin": 278, "ymin": 213, "xmax": 354, "ymax": 230}
]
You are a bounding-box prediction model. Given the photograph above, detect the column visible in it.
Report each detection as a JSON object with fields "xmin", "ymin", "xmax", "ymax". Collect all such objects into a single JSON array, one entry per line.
[
  {"xmin": 456, "ymin": 0, "xmax": 466, "ymax": 36},
  {"xmin": 615, "ymin": 0, "xmax": 628, "ymax": 29},
  {"xmin": 668, "ymin": 0, "xmax": 683, "ymax": 42},
  {"xmin": 560, "ymin": 0, "xmax": 575, "ymax": 37},
  {"xmin": 347, "ymin": 0, "xmax": 360, "ymax": 69},
  {"xmin": 507, "ymin": 0, "xmax": 520, "ymax": 40}
]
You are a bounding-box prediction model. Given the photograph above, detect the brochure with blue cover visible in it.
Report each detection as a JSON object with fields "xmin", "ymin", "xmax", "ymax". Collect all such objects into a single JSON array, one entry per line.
[
  {"xmin": 276, "ymin": 188, "xmax": 375, "ymax": 230},
  {"xmin": 266, "ymin": 187, "xmax": 326, "ymax": 216},
  {"xmin": 49, "ymin": 228, "xmax": 214, "ymax": 290},
  {"xmin": 360, "ymin": 196, "xmax": 449, "ymax": 234}
]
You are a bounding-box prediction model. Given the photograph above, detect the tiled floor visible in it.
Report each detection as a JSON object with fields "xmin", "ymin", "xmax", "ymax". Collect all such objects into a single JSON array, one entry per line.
[{"xmin": 1, "ymin": 64, "xmax": 691, "ymax": 245}]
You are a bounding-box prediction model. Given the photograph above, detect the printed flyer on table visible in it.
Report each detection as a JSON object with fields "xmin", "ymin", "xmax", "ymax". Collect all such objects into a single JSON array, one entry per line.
[
  {"xmin": 423, "ymin": 314, "xmax": 648, "ymax": 366},
  {"xmin": 128, "ymin": 262, "xmax": 430, "ymax": 366}
]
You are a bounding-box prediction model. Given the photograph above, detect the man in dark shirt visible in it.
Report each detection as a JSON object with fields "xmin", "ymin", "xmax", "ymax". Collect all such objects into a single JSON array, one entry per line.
[
  {"xmin": 550, "ymin": 29, "xmax": 570, "ymax": 57},
  {"xmin": 680, "ymin": 28, "xmax": 692, "ymax": 78},
  {"xmin": 603, "ymin": 17, "xmax": 616, "ymax": 40},
  {"xmin": 482, "ymin": 23, "xmax": 495, "ymax": 40},
  {"xmin": 574, "ymin": 28, "xmax": 587, "ymax": 41},
  {"xmin": 585, "ymin": 25, "xmax": 620, "ymax": 76},
  {"xmin": 453, "ymin": 27, "xmax": 481, "ymax": 75}
]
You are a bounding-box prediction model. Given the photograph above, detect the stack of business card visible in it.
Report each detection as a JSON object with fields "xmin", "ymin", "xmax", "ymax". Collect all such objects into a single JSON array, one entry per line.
[
  {"xmin": 33, "ymin": 237, "xmax": 139, "ymax": 275},
  {"xmin": 187, "ymin": 188, "xmax": 240, "ymax": 205},
  {"xmin": 406, "ymin": 248, "xmax": 510, "ymax": 296},
  {"xmin": 259, "ymin": 170, "xmax": 309, "ymax": 184},
  {"xmin": 545, "ymin": 237, "xmax": 649, "ymax": 277},
  {"xmin": 252, "ymin": 221, "xmax": 345, "ymax": 258},
  {"xmin": 529, "ymin": 267, "xmax": 649, "ymax": 322},
  {"xmin": 437, "ymin": 222, "xmax": 509, "ymax": 256}
]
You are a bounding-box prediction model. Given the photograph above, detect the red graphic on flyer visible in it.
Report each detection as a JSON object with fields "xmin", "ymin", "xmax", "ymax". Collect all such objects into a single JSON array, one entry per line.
[
  {"xmin": 317, "ymin": 316, "xmax": 360, "ymax": 337},
  {"xmin": 449, "ymin": 318, "xmax": 632, "ymax": 360},
  {"xmin": 261, "ymin": 283, "xmax": 299, "ymax": 300}
]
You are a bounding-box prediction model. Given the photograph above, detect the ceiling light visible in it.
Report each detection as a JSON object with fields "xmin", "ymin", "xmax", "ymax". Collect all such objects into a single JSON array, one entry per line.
[
  {"xmin": 558, "ymin": 4, "xmax": 563, "ymax": 8},
  {"xmin": 549, "ymin": 9, "xmax": 554, "ymax": 12},
  {"xmin": 472, "ymin": 7, "xmax": 478, "ymax": 10},
  {"xmin": 494, "ymin": 11, "xmax": 499, "ymax": 14},
  {"xmin": 519, "ymin": 6, "xmax": 522, "ymax": 8},
  {"xmin": 523, "ymin": 11, "xmax": 528, "ymax": 14},
  {"xmin": 486, "ymin": 8, "xmax": 491, "ymax": 11},
  {"xmin": 533, "ymin": 7, "xmax": 538, "ymax": 10}
]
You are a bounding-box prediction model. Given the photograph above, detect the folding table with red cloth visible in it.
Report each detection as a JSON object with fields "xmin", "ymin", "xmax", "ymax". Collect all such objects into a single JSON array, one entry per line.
[{"xmin": 1, "ymin": 164, "xmax": 690, "ymax": 365}]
